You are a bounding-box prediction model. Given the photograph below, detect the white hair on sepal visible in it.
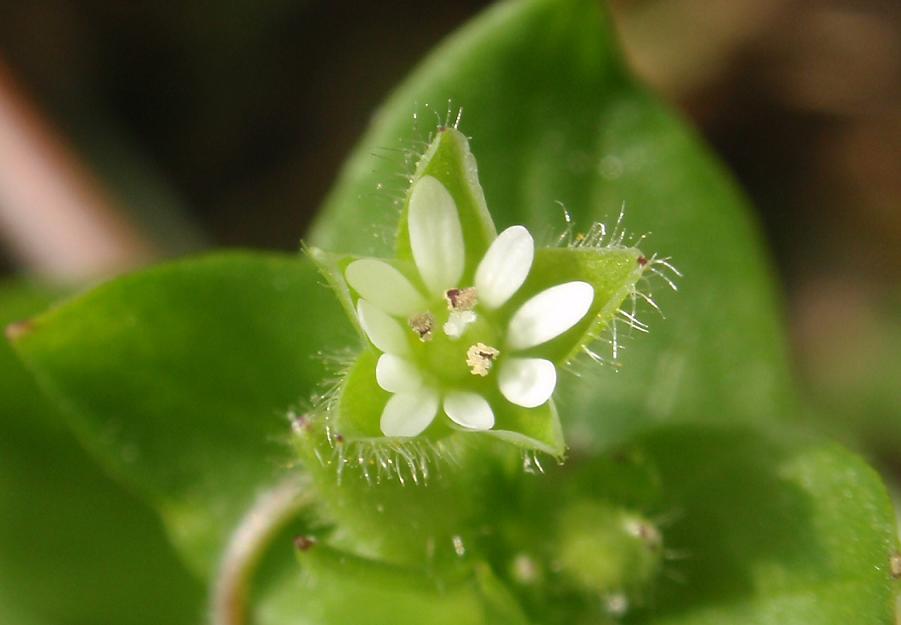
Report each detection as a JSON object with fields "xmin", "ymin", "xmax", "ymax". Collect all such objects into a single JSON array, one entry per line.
[
  {"xmin": 314, "ymin": 436, "xmax": 463, "ymax": 487},
  {"xmin": 520, "ymin": 447, "xmax": 568, "ymax": 475},
  {"xmin": 546, "ymin": 204, "xmax": 681, "ymax": 380},
  {"xmin": 362, "ymin": 102, "xmax": 468, "ymax": 253},
  {"xmin": 291, "ymin": 342, "xmax": 464, "ymax": 487}
]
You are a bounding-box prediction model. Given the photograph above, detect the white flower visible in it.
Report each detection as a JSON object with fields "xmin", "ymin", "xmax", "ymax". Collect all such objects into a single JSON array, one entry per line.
[{"xmin": 345, "ymin": 175, "xmax": 594, "ymax": 438}]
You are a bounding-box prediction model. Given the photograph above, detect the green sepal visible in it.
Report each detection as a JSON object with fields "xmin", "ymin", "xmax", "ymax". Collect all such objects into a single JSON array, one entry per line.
[
  {"xmin": 305, "ymin": 245, "xmax": 364, "ymax": 339},
  {"xmin": 306, "ymin": 245, "xmax": 427, "ymax": 342},
  {"xmin": 396, "ymin": 127, "xmax": 497, "ymax": 282},
  {"xmin": 505, "ymin": 245, "xmax": 647, "ymax": 364},
  {"xmin": 488, "ymin": 396, "xmax": 564, "ymax": 457},
  {"xmin": 334, "ymin": 350, "xmax": 563, "ymax": 456},
  {"xmin": 333, "ymin": 350, "xmax": 452, "ymax": 442},
  {"xmin": 334, "ymin": 349, "xmax": 394, "ymax": 440}
]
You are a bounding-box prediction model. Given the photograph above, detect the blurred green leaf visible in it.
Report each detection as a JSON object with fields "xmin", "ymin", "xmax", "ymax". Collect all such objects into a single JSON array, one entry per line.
[
  {"xmin": 310, "ymin": 0, "xmax": 797, "ymax": 449},
  {"xmin": 627, "ymin": 425, "xmax": 899, "ymax": 625},
  {"xmin": 0, "ymin": 284, "xmax": 203, "ymax": 624},
  {"xmin": 250, "ymin": 526, "xmax": 534, "ymax": 625},
  {"xmin": 10, "ymin": 253, "xmax": 355, "ymax": 576},
  {"xmin": 802, "ymin": 289, "xmax": 901, "ymax": 472}
]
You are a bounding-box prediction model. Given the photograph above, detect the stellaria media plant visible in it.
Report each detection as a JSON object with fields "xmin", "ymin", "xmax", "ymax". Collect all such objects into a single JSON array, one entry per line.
[
  {"xmin": 1, "ymin": 0, "xmax": 898, "ymax": 624},
  {"xmin": 307, "ymin": 124, "xmax": 654, "ymax": 463}
]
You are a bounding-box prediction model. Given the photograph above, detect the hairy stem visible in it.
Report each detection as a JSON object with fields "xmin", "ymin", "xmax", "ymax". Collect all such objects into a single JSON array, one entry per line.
[{"xmin": 212, "ymin": 476, "xmax": 313, "ymax": 625}]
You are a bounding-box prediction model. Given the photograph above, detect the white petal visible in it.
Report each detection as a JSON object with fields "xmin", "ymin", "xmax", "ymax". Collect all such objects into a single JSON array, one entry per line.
[
  {"xmin": 475, "ymin": 225, "xmax": 534, "ymax": 309},
  {"xmin": 443, "ymin": 391, "xmax": 494, "ymax": 431},
  {"xmin": 498, "ymin": 358, "xmax": 557, "ymax": 408},
  {"xmin": 345, "ymin": 259, "xmax": 425, "ymax": 317},
  {"xmin": 506, "ymin": 281, "xmax": 594, "ymax": 350},
  {"xmin": 408, "ymin": 175, "xmax": 465, "ymax": 296},
  {"xmin": 357, "ymin": 299, "xmax": 409, "ymax": 355},
  {"xmin": 380, "ymin": 388, "xmax": 439, "ymax": 437},
  {"xmin": 376, "ymin": 354, "xmax": 422, "ymax": 393}
]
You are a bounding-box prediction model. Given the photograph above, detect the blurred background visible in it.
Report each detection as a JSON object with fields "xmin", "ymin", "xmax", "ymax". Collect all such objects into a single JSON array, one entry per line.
[{"xmin": 0, "ymin": 0, "xmax": 898, "ymax": 476}]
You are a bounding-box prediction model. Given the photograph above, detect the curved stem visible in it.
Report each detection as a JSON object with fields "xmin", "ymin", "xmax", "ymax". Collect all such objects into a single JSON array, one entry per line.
[{"xmin": 211, "ymin": 476, "xmax": 313, "ymax": 625}]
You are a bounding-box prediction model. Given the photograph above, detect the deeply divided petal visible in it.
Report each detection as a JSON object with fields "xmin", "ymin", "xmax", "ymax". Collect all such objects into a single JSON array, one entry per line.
[
  {"xmin": 506, "ymin": 281, "xmax": 594, "ymax": 350},
  {"xmin": 443, "ymin": 391, "xmax": 495, "ymax": 431},
  {"xmin": 408, "ymin": 175, "xmax": 465, "ymax": 296},
  {"xmin": 498, "ymin": 358, "xmax": 557, "ymax": 408},
  {"xmin": 475, "ymin": 225, "xmax": 534, "ymax": 309},
  {"xmin": 357, "ymin": 299, "xmax": 410, "ymax": 356},
  {"xmin": 380, "ymin": 388, "xmax": 440, "ymax": 438},
  {"xmin": 345, "ymin": 259, "xmax": 425, "ymax": 317},
  {"xmin": 375, "ymin": 354, "xmax": 423, "ymax": 393}
]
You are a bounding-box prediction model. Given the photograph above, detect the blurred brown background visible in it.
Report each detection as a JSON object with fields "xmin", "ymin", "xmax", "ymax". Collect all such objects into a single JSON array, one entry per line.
[{"xmin": 0, "ymin": 0, "xmax": 898, "ymax": 468}]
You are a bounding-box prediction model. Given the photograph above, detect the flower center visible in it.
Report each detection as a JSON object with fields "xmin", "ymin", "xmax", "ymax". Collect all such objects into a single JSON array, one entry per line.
[{"xmin": 406, "ymin": 286, "xmax": 501, "ymax": 386}]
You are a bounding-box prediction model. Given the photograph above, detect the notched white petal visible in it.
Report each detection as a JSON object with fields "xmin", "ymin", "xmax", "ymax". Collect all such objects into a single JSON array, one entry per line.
[
  {"xmin": 506, "ymin": 281, "xmax": 594, "ymax": 350},
  {"xmin": 475, "ymin": 225, "xmax": 534, "ymax": 309},
  {"xmin": 357, "ymin": 299, "xmax": 409, "ymax": 355},
  {"xmin": 499, "ymin": 358, "xmax": 556, "ymax": 408},
  {"xmin": 443, "ymin": 391, "xmax": 495, "ymax": 431},
  {"xmin": 408, "ymin": 175, "xmax": 465, "ymax": 296},
  {"xmin": 375, "ymin": 354, "xmax": 422, "ymax": 393},
  {"xmin": 380, "ymin": 388, "xmax": 439, "ymax": 438},
  {"xmin": 346, "ymin": 259, "xmax": 425, "ymax": 317}
]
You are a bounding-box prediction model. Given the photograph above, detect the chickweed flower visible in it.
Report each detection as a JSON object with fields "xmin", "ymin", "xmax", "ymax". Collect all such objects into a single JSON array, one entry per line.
[
  {"xmin": 348, "ymin": 180, "xmax": 594, "ymax": 437},
  {"xmin": 311, "ymin": 126, "xmax": 648, "ymax": 456}
]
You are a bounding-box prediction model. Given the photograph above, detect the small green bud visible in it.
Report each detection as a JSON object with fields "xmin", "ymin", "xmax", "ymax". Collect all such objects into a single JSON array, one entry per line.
[{"xmin": 556, "ymin": 500, "xmax": 663, "ymax": 598}]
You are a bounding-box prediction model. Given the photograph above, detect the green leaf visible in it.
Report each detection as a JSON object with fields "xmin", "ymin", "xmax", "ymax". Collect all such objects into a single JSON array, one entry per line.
[
  {"xmin": 0, "ymin": 283, "xmax": 203, "ymax": 624},
  {"xmin": 10, "ymin": 253, "xmax": 355, "ymax": 576},
  {"xmin": 478, "ymin": 425, "xmax": 898, "ymax": 624},
  {"xmin": 628, "ymin": 425, "xmax": 899, "ymax": 625},
  {"xmin": 309, "ymin": 0, "xmax": 797, "ymax": 448}
]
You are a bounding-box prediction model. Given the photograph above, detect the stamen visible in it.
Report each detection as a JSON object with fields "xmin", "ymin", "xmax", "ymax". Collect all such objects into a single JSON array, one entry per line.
[
  {"xmin": 444, "ymin": 287, "xmax": 478, "ymax": 311},
  {"xmin": 408, "ymin": 312, "xmax": 435, "ymax": 342},
  {"xmin": 443, "ymin": 310, "xmax": 476, "ymax": 339},
  {"xmin": 466, "ymin": 342, "xmax": 500, "ymax": 376}
]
